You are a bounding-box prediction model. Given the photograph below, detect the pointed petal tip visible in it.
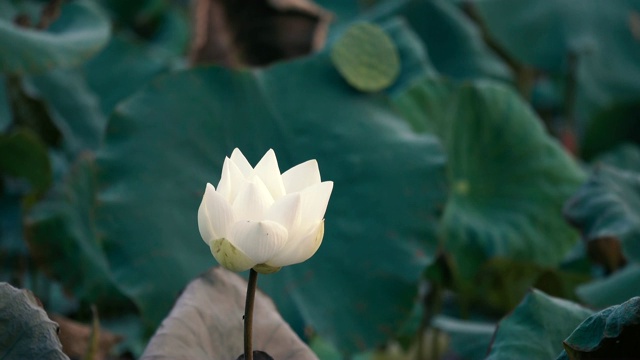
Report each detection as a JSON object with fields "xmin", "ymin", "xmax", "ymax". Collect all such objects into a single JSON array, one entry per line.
[
  {"xmin": 257, "ymin": 148, "xmax": 278, "ymax": 164},
  {"xmin": 255, "ymin": 149, "xmax": 285, "ymax": 199},
  {"xmin": 282, "ymin": 159, "xmax": 322, "ymax": 193},
  {"xmin": 230, "ymin": 148, "xmax": 254, "ymax": 176}
]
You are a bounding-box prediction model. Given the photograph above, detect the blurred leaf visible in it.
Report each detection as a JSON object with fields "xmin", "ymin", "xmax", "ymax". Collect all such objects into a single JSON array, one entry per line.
[
  {"xmin": 0, "ymin": 194, "xmax": 28, "ymax": 286},
  {"xmin": 475, "ymin": 0, "xmax": 640, "ymax": 115},
  {"xmin": 102, "ymin": 0, "xmax": 167, "ymax": 29},
  {"xmin": 581, "ymin": 100, "xmax": 640, "ymax": 161},
  {"xmin": 474, "ymin": 258, "xmax": 590, "ymax": 312},
  {"xmin": 309, "ymin": 336, "xmax": 344, "ymax": 360},
  {"xmin": 394, "ymin": 79, "xmax": 585, "ymax": 283},
  {"xmin": 395, "ymin": 0, "xmax": 510, "ymax": 80},
  {"xmin": 25, "ymin": 155, "xmax": 132, "ymax": 312},
  {"xmin": 0, "ymin": 129, "xmax": 51, "ymax": 194},
  {"xmin": 102, "ymin": 0, "xmax": 188, "ymax": 57},
  {"xmin": 141, "ymin": 267, "xmax": 316, "ymax": 360},
  {"xmin": 560, "ymin": 296, "xmax": 640, "ymax": 359},
  {"xmin": 391, "ymin": 76, "xmax": 454, "ymax": 134},
  {"xmin": 597, "ymin": 143, "xmax": 640, "ymax": 171},
  {"xmin": 486, "ymin": 290, "xmax": 592, "ymax": 360},
  {"xmin": 150, "ymin": 7, "xmax": 190, "ymax": 57},
  {"xmin": 378, "ymin": 18, "xmax": 437, "ymax": 95},
  {"xmin": 95, "ymin": 31, "xmax": 446, "ymax": 353},
  {"xmin": 432, "ymin": 315, "xmax": 495, "ymax": 360},
  {"xmin": 0, "ymin": 282, "xmax": 69, "ymax": 360},
  {"xmin": 316, "ymin": 0, "xmax": 361, "ymax": 27},
  {"xmin": 83, "ymin": 34, "xmax": 174, "ymax": 115},
  {"xmin": 0, "ymin": 1, "xmax": 111, "ymax": 75},
  {"xmin": 6, "ymin": 76, "xmax": 62, "ymax": 148},
  {"xmin": 0, "ymin": 1, "xmax": 44, "ymax": 23},
  {"xmin": 100, "ymin": 314, "xmax": 145, "ymax": 358},
  {"xmin": 0, "ymin": 75, "xmax": 11, "ymax": 131},
  {"xmin": 27, "ymin": 69, "xmax": 107, "ymax": 155},
  {"xmin": 331, "ymin": 22, "xmax": 400, "ymax": 92},
  {"xmin": 564, "ymin": 165, "xmax": 640, "ymax": 266},
  {"xmin": 577, "ymin": 264, "xmax": 640, "ymax": 309}
]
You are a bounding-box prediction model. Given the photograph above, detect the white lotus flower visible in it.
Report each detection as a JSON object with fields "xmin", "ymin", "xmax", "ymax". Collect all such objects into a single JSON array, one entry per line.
[{"xmin": 198, "ymin": 148, "xmax": 333, "ymax": 274}]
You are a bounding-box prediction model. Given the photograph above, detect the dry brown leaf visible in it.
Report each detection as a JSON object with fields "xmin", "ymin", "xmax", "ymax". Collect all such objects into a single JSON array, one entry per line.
[
  {"xmin": 141, "ymin": 267, "xmax": 318, "ymax": 360},
  {"xmin": 189, "ymin": 0, "xmax": 332, "ymax": 67}
]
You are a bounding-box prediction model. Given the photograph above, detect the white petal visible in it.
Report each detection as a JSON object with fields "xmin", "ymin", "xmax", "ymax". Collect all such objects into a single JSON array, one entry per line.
[
  {"xmin": 217, "ymin": 157, "xmax": 245, "ymax": 202},
  {"xmin": 266, "ymin": 193, "xmax": 301, "ymax": 231},
  {"xmin": 254, "ymin": 149, "xmax": 286, "ymax": 199},
  {"xmin": 210, "ymin": 238, "xmax": 256, "ymax": 272},
  {"xmin": 231, "ymin": 220, "xmax": 288, "ymax": 264},
  {"xmin": 266, "ymin": 221, "xmax": 324, "ymax": 267},
  {"xmin": 230, "ymin": 148, "xmax": 254, "ymax": 177},
  {"xmin": 232, "ymin": 176, "xmax": 274, "ymax": 221},
  {"xmin": 299, "ymin": 181, "xmax": 333, "ymax": 225},
  {"xmin": 198, "ymin": 183, "xmax": 234, "ymax": 243},
  {"xmin": 282, "ymin": 160, "xmax": 321, "ymax": 193}
]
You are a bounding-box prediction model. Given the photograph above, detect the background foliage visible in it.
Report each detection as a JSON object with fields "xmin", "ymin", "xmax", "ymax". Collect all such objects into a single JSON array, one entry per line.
[{"xmin": 3, "ymin": 0, "xmax": 640, "ymax": 359}]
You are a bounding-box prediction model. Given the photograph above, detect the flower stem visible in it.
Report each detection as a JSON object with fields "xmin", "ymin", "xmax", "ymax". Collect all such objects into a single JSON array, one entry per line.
[{"xmin": 244, "ymin": 269, "xmax": 258, "ymax": 360}]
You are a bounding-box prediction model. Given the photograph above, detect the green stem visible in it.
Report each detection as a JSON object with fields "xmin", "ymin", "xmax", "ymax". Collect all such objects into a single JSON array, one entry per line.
[{"xmin": 244, "ymin": 269, "xmax": 258, "ymax": 360}]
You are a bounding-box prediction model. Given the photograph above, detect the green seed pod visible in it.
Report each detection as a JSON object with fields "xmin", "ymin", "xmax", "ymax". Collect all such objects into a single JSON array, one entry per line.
[{"xmin": 331, "ymin": 22, "xmax": 400, "ymax": 92}]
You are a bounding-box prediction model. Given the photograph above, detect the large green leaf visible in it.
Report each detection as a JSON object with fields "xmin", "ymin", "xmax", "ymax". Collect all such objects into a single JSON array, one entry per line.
[
  {"xmin": 577, "ymin": 264, "xmax": 640, "ymax": 309},
  {"xmin": 485, "ymin": 290, "xmax": 592, "ymax": 360},
  {"xmin": 0, "ymin": 1, "xmax": 110, "ymax": 75},
  {"xmin": 23, "ymin": 30, "xmax": 181, "ymax": 156},
  {"xmin": 95, "ymin": 30, "xmax": 446, "ymax": 354},
  {"xmin": 25, "ymin": 155, "xmax": 131, "ymax": 312},
  {"xmin": 391, "ymin": 76, "xmax": 454, "ymax": 134},
  {"xmin": 27, "ymin": 69, "xmax": 107, "ymax": 155},
  {"xmin": 393, "ymin": 79, "xmax": 585, "ymax": 282},
  {"xmin": 432, "ymin": 315, "xmax": 495, "ymax": 360},
  {"xmin": 82, "ymin": 33, "xmax": 174, "ymax": 115},
  {"xmin": 564, "ymin": 165, "xmax": 640, "ymax": 263},
  {"xmin": 597, "ymin": 143, "xmax": 640, "ymax": 171},
  {"xmin": 395, "ymin": 0, "xmax": 510, "ymax": 80},
  {"xmin": 0, "ymin": 283, "xmax": 69, "ymax": 360},
  {"xmin": 5, "ymin": 76, "xmax": 62, "ymax": 149},
  {"xmin": 560, "ymin": 296, "xmax": 640, "ymax": 359},
  {"xmin": 474, "ymin": 258, "xmax": 590, "ymax": 312},
  {"xmin": 316, "ymin": 0, "xmax": 361, "ymax": 28},
  {"xmin": 475, "ymin": 0, "xmax": 640, "ymax": 114},
  {"xmin": 377, "ymin": 17, "xmax": 437, "ymax": 94}
]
